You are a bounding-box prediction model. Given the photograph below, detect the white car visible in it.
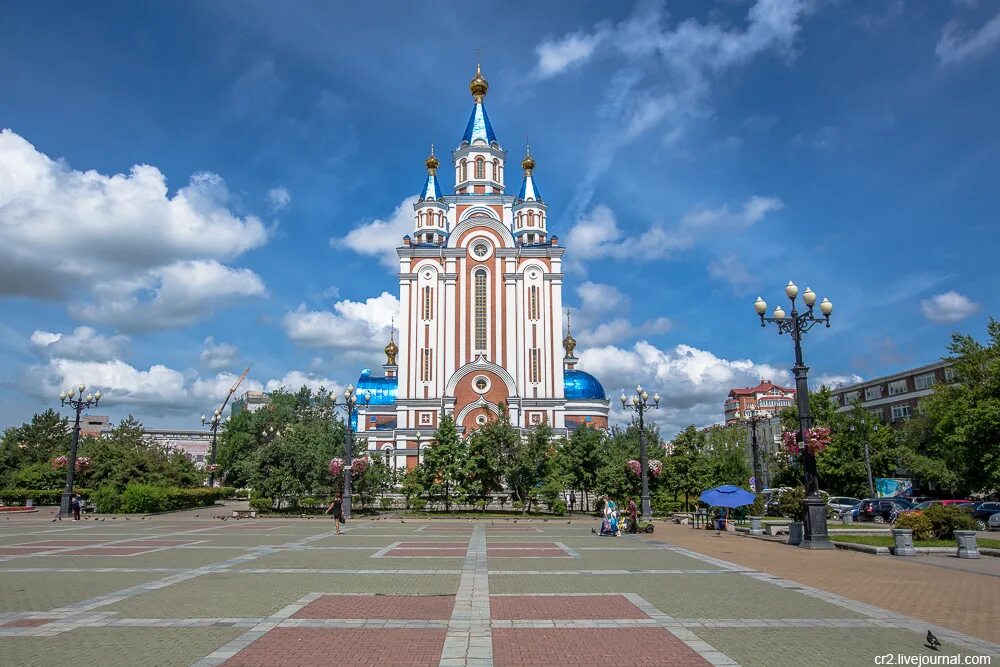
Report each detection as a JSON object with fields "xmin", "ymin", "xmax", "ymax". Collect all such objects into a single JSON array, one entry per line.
[{"xmin": 988, "ymin": 512, "xmax": 1000, "ymax": 531}]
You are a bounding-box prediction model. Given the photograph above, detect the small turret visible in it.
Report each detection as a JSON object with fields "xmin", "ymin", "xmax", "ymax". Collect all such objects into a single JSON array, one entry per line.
[
  {"xmin": 513, "ymin": 144, "xmax": 547, "ymax": 245},
  {"xmin": 413, "ymin": 145, "xmax": 448, "ymax": 244},
  {"xmin": 563, "ymin": 310, "xmax": 578, "ymax": 371},
  {"xmin": 454, "ymin": 64, "xmax": 505, "ymax": 195},
  {"xmin": 383, "ymin": 327, "xmax": 399, "ymax": 378}
]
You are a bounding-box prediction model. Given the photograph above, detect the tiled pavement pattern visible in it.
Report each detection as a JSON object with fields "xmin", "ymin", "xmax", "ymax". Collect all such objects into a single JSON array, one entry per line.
[{"xmin": 0, "ymin": 513, "xmax": 997, "ymax": 666}]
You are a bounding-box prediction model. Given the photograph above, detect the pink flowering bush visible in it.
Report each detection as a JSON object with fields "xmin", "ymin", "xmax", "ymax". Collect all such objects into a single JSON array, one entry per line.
[
  {"xmin": 627, "ymin": 459, "xmax": 641, "ymax": 476},
  {"xmin": 649, "ymin": 459, "xmax": 663, "ymax": 477},
  {"xmin": 781, "ymin": 428, "xmax": 832, "ymax": 455},
  {"xmin": 51, "ymin": 456, "xmax": 90, "ymax": 471},
  {"xmin": 351, "ymin": 457, "xmax": 369, "ymax": 475},
  {"xmin": 328, "ymin": 458, "xmax": 344, "ymax": 476},
  {"xmin": 203, "ymin": 463, "xmax": 221, "ymax": 473}
]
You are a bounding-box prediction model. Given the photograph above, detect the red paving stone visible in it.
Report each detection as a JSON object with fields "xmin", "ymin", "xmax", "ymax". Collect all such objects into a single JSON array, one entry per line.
[
  {"xmin": 487, "ymin": 548, "xmax": 569, "ymax": 558},
  {"xmin": 0, "ymin": 547, "xmax": 52, "ymax": 555},
  {"xmin": 385, "ymin": 548, "xmax": 467, "ymax": 558},
  {"xmin": 63, "ymin": 547, "xmax": 153, "ymax": 556},
  {"xmin": 19, "ymin": 540, "xmax": 103, "ymax": 547},
  {"xmin": 292, "ymin": 595, "xmax": 455, "ymax": 620},
  {"xmin": 115, "ymin": 539, "xmax": 194, "ymax": 547},
  {"xmin": 485, "ymin": 541, "xmax": 560, "ymax": 548},
  {"xmin": 395, "ymin": 542, "xmax": 468, "ymax": 548},
  {"xmin": 222, "ymin": 628, "xmax": 447, "ymax": 667},
  {"xmin": 0, "ymin": 618, "xmax": 55, "ymax": 628},
  {"xmin": 491, "ymin": 595, "xmax": 649, "ymax": 620},
  {"xmin": 492, "ymin": 628, "xmax": 710, "ymax": 667}
]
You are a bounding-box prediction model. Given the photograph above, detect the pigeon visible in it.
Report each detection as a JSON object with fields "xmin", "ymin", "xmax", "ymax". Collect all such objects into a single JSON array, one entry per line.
[
  {"xmin": 194, "ymin": 515, "xmax": 199, "ymax": 518},
  {"xmin": 566, "ymin": 521, "xmax": 572, "ymax": 524},
  {"xmin": 125, "ymin": 517, "xmax": 130, "ymax": 521},
  {"xmin": 926, "ymin": 630, "xmax": 941, "ymax": 651},
  {"xmin": 591, "ymin": 527, "xmax": 596, "ymax": 534},
  {"xmin": 100, "ymin": 518, "xmax": 106, "ymax": 522},
  {"xmin": 400, "ymin": 519, "xmax": 406, "ymax": 523},
  {"xmin": 51, "ymin": 518, "xmax": 57, "ymax": 522}
]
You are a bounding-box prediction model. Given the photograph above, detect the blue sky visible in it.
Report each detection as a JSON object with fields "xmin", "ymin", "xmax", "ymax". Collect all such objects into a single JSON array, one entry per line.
[{"xmin": 1, "ymin": 0, "xmax": 997, "ymax": 437}]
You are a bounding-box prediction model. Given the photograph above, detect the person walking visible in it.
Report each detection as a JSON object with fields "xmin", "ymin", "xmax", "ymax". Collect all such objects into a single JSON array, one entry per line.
[
  {"xmin": 71, "ymin": 493, "xmax": 81, "ymax": 522},
  {"xmin": 568, "ymin": 491, "xmax": 576, "ymax": 512},
  {"xmin": 325, "ymin": 494, "xmax": 344, "ymax": 534},
  {"xmin": 627, "ymin": 497, "xmax": 638, "ymax": 534}
]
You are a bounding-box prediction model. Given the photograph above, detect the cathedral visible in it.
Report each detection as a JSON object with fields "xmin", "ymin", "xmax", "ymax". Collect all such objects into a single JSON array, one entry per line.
[{"xmin": 355, "ymin": 66, "xmax": 610, "ymax": 470}]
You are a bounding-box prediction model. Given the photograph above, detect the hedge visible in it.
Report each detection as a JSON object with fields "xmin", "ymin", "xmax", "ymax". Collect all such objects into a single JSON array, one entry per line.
[{"xmin": 0, "ymin": 486, "xmax": 233, "ymax": 514}]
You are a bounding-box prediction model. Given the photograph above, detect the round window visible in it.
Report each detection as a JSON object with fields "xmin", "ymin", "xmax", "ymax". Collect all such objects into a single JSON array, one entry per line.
[
  {"xmin": 472, "ymin": 376, "xmax": 491, "ymax": 394},
  {"xmin": 476, "ymin": 414, "xmax": 488, "ymax": 425},
  {"xmin": 473, "ymin": 242, "xmax": 489, "ymax": 258}
]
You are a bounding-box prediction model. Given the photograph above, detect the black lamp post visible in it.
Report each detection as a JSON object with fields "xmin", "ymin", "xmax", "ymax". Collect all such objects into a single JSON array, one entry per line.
[
  {"xmin": 58, "ymin": 384, "xmax": 101, "ymax": 518},
  {"xmin": 330, "ymin": 384, "xmax": 370, "ymax": 520},
  {"xmin": 743, "ymin": 409, "xmax": 767, "ymax": 494},
  {"xmin": 619, "ymin": 385, "xmax": 660, "ymax": 521},
  {"xmin": 200, "ymin": 408, "xmax": 230, "ymax": 487},
  {"xmin": 755, "ymin": 281, "xmax": 834, "ymax": 549}
]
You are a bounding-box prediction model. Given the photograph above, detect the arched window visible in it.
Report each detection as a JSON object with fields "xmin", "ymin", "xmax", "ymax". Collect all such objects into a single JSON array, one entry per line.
[
  {"xmin": 422, "ymin": 286, "xmax": 433, "ymax": 320},
  {"xmin": 529, "ymin": 285, "xmax": 539, "ymax": 321},
  {"xmin": 474, "ymin": 269, "xmax": 487, "ymax": 351},
  {"xmin": 461, "ymin": 159, "xmax": 468, "ymax": 181},
  {"xmin": 527, "ymin": 211, "xmax": 535, "ymax": 227},
  {"xmin": 475, "ymin": 157, "xmax": 485, "ymax": 179},
  {"xmin": 492, "ymin": 159, "xmax": 499, "ymax": 180}
]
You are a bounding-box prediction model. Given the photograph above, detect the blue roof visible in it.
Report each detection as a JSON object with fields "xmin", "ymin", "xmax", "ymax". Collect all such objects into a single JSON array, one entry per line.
[
  {"xmin": 420, "ymin": 172, "xmax": 443, "ymax": 201},
  {"xmin": 462, "ymin": 101, "xmax": 497, "ymax": 146},
  {"xmin": 357, "ymin": 369, "xmax": 398, "ymax": 405},
  {"xmin": 516, "ymin": 173, "xmax": 542, "ymax": 203},
  {"xmin": 564, "ymin": 369, "xmax": 606, "ymax": 401}
]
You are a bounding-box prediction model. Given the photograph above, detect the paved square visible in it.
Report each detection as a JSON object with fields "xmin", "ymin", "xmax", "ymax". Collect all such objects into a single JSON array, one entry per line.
[
  {"xmin": 0, "ymin": 512, "xmax": 996, "ymax": 667},
  {"xmin": 491, "ymin": 628, "xmax": 709, "ymax": 666},
  {"xmin": 293, "ymin": 594, "xmax": 455, "ymax": 620}
]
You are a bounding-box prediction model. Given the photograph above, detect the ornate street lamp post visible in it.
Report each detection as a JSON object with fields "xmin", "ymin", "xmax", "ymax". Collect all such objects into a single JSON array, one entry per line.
[
  {"xmin": 330, "ymin": 384, "xmax": 370, "ymax": 520},
  {"xmin": 755, "ymin": 281, "xmax": 834, "ymax": 549},
  {"xmin": 743, "ymin": 409, "xmax": 767, "ymax": 494},
  {"xmin": 620, "ymin": 385, "xmax": 660, "ymax": 521},
  {"xmin": 58, "ymin": 384, "xmax": 101, "ymax": 518},
  {"xmin": 200, "ymin": 409, "xmax": 230, "ymax": 487}
]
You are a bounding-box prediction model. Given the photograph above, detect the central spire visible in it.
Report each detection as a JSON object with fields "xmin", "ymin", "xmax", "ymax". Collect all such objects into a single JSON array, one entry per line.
[{"xmin": 461, "ymin": 64, "xmax": 498, "ymax": 147}]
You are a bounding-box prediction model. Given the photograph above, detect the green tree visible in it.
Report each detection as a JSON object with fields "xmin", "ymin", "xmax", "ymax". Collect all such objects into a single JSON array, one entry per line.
[
  {"xmin": 558, "ymin": 425, "xmax": 603, "ymax": 511},
  {"xmin": 247, "ymin": 419, "xmax": 338, "ymax": 508},
  {"xmin": 905, "ymin": 319, "xmax": 1000, "ymax": 495},
  {"xmin": 78, "ymin": 416, "xmax": 200, "ymax": 491},
  {"xmin": 0, "ymin": 409, "xmax": 71, "ymax": 485},
  {"xmin": 815, "ymin": 405, "xmax": 898, "ymax": 497},
  {"xmin": 667, "ymin": 425, "xmax": 711, "ymax": 509},
  {"xmin": 505, "ymin": 421, "xmax": 553, "ymax": 511},
  {"xmin": 703, "ymin": 424, "xmax": 752, "ymax": 488},
  {"xmin": 421, "ymin": 413, "xmax": 467, "ymax": 510},
  {"xmin": 464, "ymin": 412, "xmax": 509, "ymax": 508},
  {"xmin": 353, "ymin": 452, "xmax": 391, "ymax": 509},
  {"xmin": 779, "ymin": 385, "xmax": 839, "ymax": 431}
]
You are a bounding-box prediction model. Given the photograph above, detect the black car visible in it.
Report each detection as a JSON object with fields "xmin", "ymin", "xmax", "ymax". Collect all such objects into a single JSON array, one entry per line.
[
  {"xmin": 968, "ymin": 501, "xmax": 1000, "ymax": 531},
  {"xmin": 857, "ymin": 497, "xmax": 914, "ymax": 523}
]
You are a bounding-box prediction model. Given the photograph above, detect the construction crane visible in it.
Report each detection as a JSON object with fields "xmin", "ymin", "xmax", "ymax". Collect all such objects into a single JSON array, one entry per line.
[{"xmin": 201, "ymin": 367, "xmax": 250, "ymax": 487}]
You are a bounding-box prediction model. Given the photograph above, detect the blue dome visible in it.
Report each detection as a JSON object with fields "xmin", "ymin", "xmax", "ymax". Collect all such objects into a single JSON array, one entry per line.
[
  {"xmin": 564, "ymin": 369, "xmax": 606, "ymax": 401},
  {"xmin": 356, "ymin": 369, "xmax": 398, "ymax": 405}
]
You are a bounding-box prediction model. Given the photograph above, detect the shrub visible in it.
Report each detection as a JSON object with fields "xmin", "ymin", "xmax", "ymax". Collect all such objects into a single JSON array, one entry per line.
[
  {"xmin": 551, "ymin": 499, "xmax": 567, "ymax": 516},
  {"xmin": 411, "ymin": 497, "xmax": 428, "ymax": 512},
  {"xmin": 924, "ymin": 504, "xmax": 977, "ymax": 540},
  {"xmin": 249, "ymin": 494, "xmax": 273, "ymax": 512},
  {"xmin": 119, "ymin": 484, "xmax": 166, "ymax": 514},
  {"xmin": 0, "ymin": 488, "xmax": 92, "ymax": 506},
  {"xmin": 651, "ymin": 492, "xmax": 683, "ymax": 516},
  {"xmin": 775, "ymin": 486, "xmax": 806, "ymax": 522},
  {"xmin": 379, "ymin": 497, "xmax": 393, "ymax": 511},
  {"xmin": 91, "ymin": 485, "xmax": 121, "ymax": 514},
  {"xmin": 893, "ymin": 512, "xmax": 934, "ymax": 541}
]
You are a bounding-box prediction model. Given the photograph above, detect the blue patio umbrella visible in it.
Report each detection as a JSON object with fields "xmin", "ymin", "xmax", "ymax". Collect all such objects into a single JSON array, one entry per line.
[{"xmin": 699, "ymin": 485, "xmax": 756, "ymax": 508}]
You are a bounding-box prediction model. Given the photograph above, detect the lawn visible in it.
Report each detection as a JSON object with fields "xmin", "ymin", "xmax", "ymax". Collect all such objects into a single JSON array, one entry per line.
[{"xmin": 830, "ymin": 534, "xmax": 1000, "ymax": 549}]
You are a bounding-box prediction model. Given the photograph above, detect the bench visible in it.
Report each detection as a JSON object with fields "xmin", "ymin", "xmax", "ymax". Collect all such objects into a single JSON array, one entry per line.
[
  {"xmin": 672, "ymin": 513, "xmax": 693, "ymax": 525},
  {"xmin": 231, "ymin": 510, "xmax": 257, "ymax": 519},
  {"xmin": 765, "ymin": 524, "xmax": 789, "ymax": 536}
]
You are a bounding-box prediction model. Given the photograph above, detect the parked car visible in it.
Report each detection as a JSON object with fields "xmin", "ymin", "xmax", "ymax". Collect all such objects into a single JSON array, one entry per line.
[
  {"xmin": 988, "ymin": 512, "xmax": 1000, "ymax": 531},
  {"xmin": 967, "ymin": 501, "xmax": 1000, "ymax": 531},
  {"xmin": 827, "ymin": 496, "xmax": 863, "ymax": 516},
  {"xmin": 938, "ymin": 499, "xmax": 972, "ymax": 506},
  {"xmin": 856, "ymin": 497, "xmax": 914, "ymax": 523}
]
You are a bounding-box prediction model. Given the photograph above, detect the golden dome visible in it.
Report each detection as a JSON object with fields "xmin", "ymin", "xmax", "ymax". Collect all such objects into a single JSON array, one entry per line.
[
  {"xmin": 521, "ymin": 146, "xmax": 535, "ymax": 173},
  {"xmin": 562, "ymin": 310, "xmax": 576, "ymax": 357},
  {"xmin": 469, "ymin": 64, "xmax": 489, "ymax": 102},
  {"xmin": 384, "ymin": 333, "xmax": 398, "ymax": 366},
  {"xmin": 425, "ymin": 145, "xmax": 439, "ymax": 173}
]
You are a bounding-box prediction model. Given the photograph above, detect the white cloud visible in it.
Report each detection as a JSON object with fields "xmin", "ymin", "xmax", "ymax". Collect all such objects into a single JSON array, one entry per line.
[
  {"xmin": 814, "ymin": 373, "xmax": 863, "ymax": 389},
  {"xmin": 333, "ymin": 196, "xmax": 415, "ymax": 269},
  {"xmin": 569, "ymin": 281, "xmax": 672, "ymax": 347},
  {"xmin": 708, "ymin": 254, "xmax": 761, "ymax": 294},
  {"xmin": 532, "ymin": 0, "xmax": 816, "ymax": 214},
  {"xmin": 920, "ymin": 291, "xmax": 980, "ymax": 323},
  {"xmin": 200, "ymin": 337, "xmax": 240, "ymax": 371},
  {"xmin": 566, "ymin": 197, "xmax": 782, "ymax": 264},
  {"xmin": 0, "ymin": 129, "xmax": 269, "ymax": 327},
  {"xmin": 284, "ymin": 291, "xmax": 400, "ymax": 352},
  {"xmin": 534, "ymin": 28, "xmax": 608, "ymax": 78},
  {"xmin": 29, "ymin": 326, "xmax": 129, "ymax": 362},
  {"xmin": 577, "ymin": 317, "xmax": 673, "ymax": 347},
  {"xmin": 268, "ymin": 186, "xmax": 291, "ymax": 210},
  {"xmin": 578, "ymin": 340, "xmax": 790, "ymax": 436},
  {"xmin": 264, "ymin": 370, "xmax": 341, "ymax": 395},
  {"xmin": 936, "ymin": 11, "xmax": 1000, "ymax": 64},
  {"xmin": 70, "ymin": 260, "xmax": 266, "ymax": 331}
]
